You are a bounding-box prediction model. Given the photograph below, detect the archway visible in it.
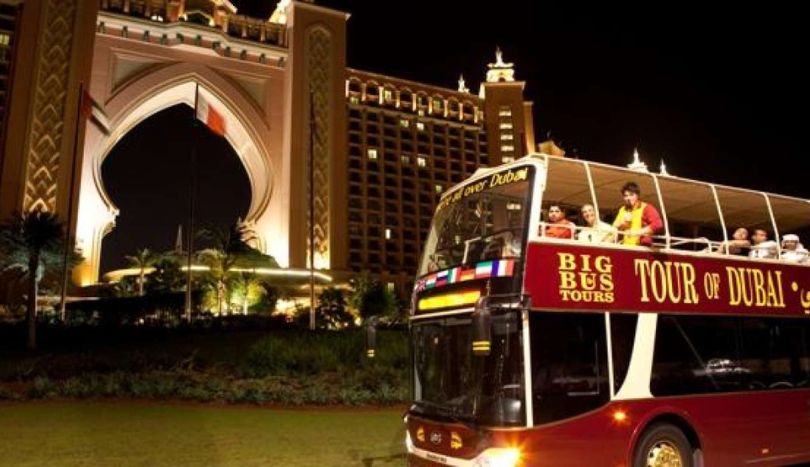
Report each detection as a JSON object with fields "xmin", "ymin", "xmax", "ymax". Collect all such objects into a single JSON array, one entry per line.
[
  {"xmin": 99, "ymin": 104, "xmax": 251, "ymax": 274},
  {"xmin": 75, "ymin": 70, "xmax": 286, "ymax": 286}
]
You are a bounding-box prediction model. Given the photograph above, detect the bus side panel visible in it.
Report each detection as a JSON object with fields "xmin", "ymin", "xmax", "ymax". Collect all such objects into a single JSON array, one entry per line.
[
  {"xmin": 487, "ymin": 393, "xmax": 810, "ymax": 467},
  {"xmin": 621, "ymin": 392, "xmax": 810, "ymax": 467},
  {"xmin": 489, "ymin": 408, "xmax": 632, "ymax": 467},
  {"xmin": 695, "ymin": 389, "xmax": 810, "ymax": 466}
]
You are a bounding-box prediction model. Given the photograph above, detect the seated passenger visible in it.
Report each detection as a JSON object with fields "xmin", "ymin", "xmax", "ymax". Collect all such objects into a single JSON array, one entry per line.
[
  {"xmin": 542, "ymin": 205, "xmax": 575, "ymax": 239},
  {"xmin": 577, "ymin": 204, "xmax": 617, "ymax": 243},
  {"xmin": 748, "ymin": 228, "xmax": 778, "ymax": 259},
  {"xmin": 781, "ymin": 234, "xmax": 809, "ymax": 263},
  {"xmin": 719, "ymin": 227, "xmax": 751, "ymax": 256},
  {"xmin": 500, "ymin": 231, "xmax": 523, "ymax": 257},
  {"xmin": 612, "ymin": 182, "xmax": 663, "ymax": 246}
]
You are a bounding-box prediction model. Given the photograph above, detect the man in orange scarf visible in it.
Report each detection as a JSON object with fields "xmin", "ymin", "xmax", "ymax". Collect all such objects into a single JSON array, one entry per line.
[
  {"xmin": 542, "ymin": 205, "xmax": 575, "ymax": 239},
  {"xmin": 612, "ymin": 182, "xmax": 663, "ymax": 246}
]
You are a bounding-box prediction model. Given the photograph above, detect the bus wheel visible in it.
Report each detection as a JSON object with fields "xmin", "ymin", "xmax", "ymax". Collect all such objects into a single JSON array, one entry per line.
[{"xmin": 633, "ymin": 423, "xmax": 693, "ymax": 467}]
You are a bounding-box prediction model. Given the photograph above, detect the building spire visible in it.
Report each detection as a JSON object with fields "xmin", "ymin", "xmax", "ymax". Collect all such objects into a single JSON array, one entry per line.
[
  {"xmin": 457, "ymin": 74, "xmax": 469, "ymax": 93},
  {"xmin": 269, "ymin": 0, "xmax": 292, "ymax": 24},
  {"xmin": 486, "ymin": 46, "xmax": 515, "ymax": 83},
  {"xmin": 659, "ymin": 159, "xmax": 669, "ymax": 176},
  {"xmin": 175, "ymin": 224, "xmax": 184, "ymax": 253},
  {"xmin": 627, "ymin": 148, "xmax": 649, "ymax": 172}
]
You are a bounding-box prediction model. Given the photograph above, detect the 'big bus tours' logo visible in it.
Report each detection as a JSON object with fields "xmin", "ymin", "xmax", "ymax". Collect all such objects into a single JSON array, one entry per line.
[
  {"xmin": 555, "ymin": 250, "xmax": 791, "ymax": 310},
  {"xmin": 557, "ymin": 253, "xmax": 615, "ymax": 303}
]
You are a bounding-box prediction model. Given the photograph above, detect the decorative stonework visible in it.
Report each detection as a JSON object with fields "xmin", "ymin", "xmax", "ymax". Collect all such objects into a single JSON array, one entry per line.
[
  {"xmin": 306, "ymin": 26, "xmax": 331, "ymax": 268},
  {"xmin": 23, "ymin": 0, "xmax": 78, "ymax": 212}
]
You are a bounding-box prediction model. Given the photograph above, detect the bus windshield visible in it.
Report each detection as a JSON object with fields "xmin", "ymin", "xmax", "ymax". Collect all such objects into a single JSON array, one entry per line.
[
  {"xmin": 418, "ymin": 166, "xmax": 534, "ymax": 276},
  {"xmin": 411, "ymin": 311, "xmax": 525, "ymax": 426}
]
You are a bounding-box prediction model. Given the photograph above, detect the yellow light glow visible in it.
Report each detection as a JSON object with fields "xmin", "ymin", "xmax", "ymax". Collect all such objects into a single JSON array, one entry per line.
[
  {"xmin": 474, "ymin": 447, "xmax": 521, "ymax": 467},
  {"xmin": 102, "ymin": 266, "xmax": 332, "ymax": 284},
  {"xmin": 418, "ymin": 290, "xmax": 481, "ymax": 311},
  {"xmin": 612, "ymin": 410, "xmax": 628, "ymax": 423}
]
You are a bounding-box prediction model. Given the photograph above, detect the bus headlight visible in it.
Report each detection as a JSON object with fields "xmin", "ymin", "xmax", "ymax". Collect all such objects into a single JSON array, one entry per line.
[{"xmin": 472, "ymin": 447, "xmax": 521, "ymax": 467}]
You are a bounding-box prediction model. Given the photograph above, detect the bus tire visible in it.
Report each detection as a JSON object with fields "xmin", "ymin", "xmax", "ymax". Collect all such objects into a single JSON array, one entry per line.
[{"xmin": 633, "ymin": 423, "xmax": 694, "ymax": 467}]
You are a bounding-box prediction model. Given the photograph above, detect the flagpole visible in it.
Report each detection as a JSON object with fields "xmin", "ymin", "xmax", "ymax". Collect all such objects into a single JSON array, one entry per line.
[
  {"xmin": 184, "ymin": 84, "xmax": 199, "ymax": 322},
  {"xmin": 309, "ymin": 88, "xmax": 316, "ymax": 331},
  {"xmin": 59, "ymin": 82, "xmax": 86, "ymax": 323}
]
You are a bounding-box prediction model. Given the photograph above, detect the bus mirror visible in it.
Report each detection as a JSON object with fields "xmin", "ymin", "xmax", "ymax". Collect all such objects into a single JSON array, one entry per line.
[
  {"xmin": 365, "ymin": 317, "xmax": 377, "ymax": 358},
  {"xmin": 471, "ymin": 300, "xmax": 491, "ymax": 356}
]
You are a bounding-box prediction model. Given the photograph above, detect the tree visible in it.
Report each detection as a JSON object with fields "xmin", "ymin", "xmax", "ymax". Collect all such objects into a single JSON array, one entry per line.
[
  {"xmin": 125, "ymin": 248, "xmax": 157, "ymax": 296},
  {"xmin": 316, "ymin": 287, "xmax": 354, "ymax": 329},
  {"xmin": 348, "ymin": 271, "xmax": 396, "ymax": 321},
  {"xmin": 196, "ymin": 222, "xmax": 278, "ymax": 315},
  {"xmin": 0, "ymin": 210, "xmax": 65, "ymax": 350},
  {"xmin": 145, "ymin": 256, "xmax": 186, "ymax": 295}
]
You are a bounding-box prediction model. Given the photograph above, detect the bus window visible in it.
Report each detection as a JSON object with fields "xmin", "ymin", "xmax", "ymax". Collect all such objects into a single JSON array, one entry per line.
[
  {"xmin": 768, "ymin": 195, "xmax": 810, "ymax": 264},
  {"xmin": 740, "ymin": 318, "xmax": 810, "ymax": 389},
  {"xmin": 657, "ymin": 178, "xmax": 724, "ymax": 252},
  {"xmin": 589, "ymin": 164, "xmax": 662, "ymax": 247},
  {"xmin": 651, "ymin": 315, "xmax": 741, "ymax": 396},
  {"xmin": 716, "ymin": 187, "xmax": 777, "ymax": 260},
  {"xmin": 530, "ymin": 311, "xmax": 609, "ymax": 424},
  {"xmin": 540, "ymin": 158, "xmax": 598, "ymax": 241}
]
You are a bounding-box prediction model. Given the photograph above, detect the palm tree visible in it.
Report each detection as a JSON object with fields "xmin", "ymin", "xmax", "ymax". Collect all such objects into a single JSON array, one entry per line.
[
  {"xmin": 125, "ymin": 248, "xmax": 157, "ymax": 296},
  {"xmin": 197, "ymin": 222, "xmax": 277, "ymax": 315},
  {"xmin": 0, "ymin": 210, "xmax": 64, "ymax": 350}
]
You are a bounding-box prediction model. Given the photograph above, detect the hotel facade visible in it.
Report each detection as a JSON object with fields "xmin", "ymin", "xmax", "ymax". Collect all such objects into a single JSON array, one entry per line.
[{"xmin": 0, "ymin": 0, "xmax": 539, "ymax": 296}]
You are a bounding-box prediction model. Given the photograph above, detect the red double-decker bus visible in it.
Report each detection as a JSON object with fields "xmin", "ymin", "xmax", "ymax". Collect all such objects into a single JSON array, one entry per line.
[{"xmin": 406, "ymin": 154, "xmax": 810, "ymax": 466}]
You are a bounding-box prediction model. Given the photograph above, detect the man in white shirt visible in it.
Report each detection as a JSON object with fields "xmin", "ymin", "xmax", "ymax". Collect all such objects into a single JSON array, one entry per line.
[
  {"xmin": 577, "ymin": 204, "xmax": 617, "ymax": 243},
  {"xmin": 780, "ymin": 234, "xmax": 809, "ymax": 263},
  {"xmin": 749, "ymin": 229, "xmax": 778, "ymax": 259}
]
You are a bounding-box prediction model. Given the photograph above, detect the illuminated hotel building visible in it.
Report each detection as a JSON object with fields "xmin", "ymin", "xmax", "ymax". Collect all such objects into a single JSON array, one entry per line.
[
  {"xmin": 0, "ymin": 0, "xmax": 539, "ymax": 297},
  {"xmin": 0, "ymin": 0, "xmax": 21, "ymax": 169},
  {"xmin": 344, "ymin": 60, "xmax": 536, "ymax": 292}
]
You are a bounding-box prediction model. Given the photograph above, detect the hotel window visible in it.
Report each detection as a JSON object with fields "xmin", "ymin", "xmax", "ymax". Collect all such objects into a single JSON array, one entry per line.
[
  {"xmin": 399, "ymin": 119, "xmax": 410, "ymax": 129},
  {"xmin": 349, "ymin": 95, "xmax": 360, "ymax": 105},
  {"xmin": 416, "ymin": 122, "xmax": 425, "ymax": 131},
  {"xmin": 502, "ymin": 156, "xmax": 515, "ymax": 163},
  {"xmin": 385, "ymin": 228, "xmax": 392, "ymax": 240},
  {"xmin": 383, "ymin": 89, "xmax": 394, "ymax": 102},
  {"xmin": 401, "ymin": 155, "xmax": 410, "ymax": 165},
  {"xmin": 498, "ymin": 107, "xmax": 512, "ymax": 117},
  {"xmin": 501, "ymin": 145, "xmax": 515, "ymax": 152},
  {"xmin": 432, "ymin": 99, "xmax": 444, "ymax": 112},
  {"xmin": 367, "ymin": 148, "xmax": 378, "ymax": 160},
  {"xmin": 500, "ymin": 134, "xmax": 514, "ymax": 141},
  {"xmin": 499, "ymin": 123, "xmax": 513, "ymax": 130},
  {"xmin": 417, "ymin": 156, "xmax": 427, "ymax": 167},
  {"xmin": 435, "ymin": 184, "xmax": 443, "ymax": 193}
]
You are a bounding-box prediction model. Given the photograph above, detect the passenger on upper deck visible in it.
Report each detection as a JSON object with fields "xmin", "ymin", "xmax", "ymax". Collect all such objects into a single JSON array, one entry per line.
[
  {"xmin": 612, "ymin": 182, "xmax": 663, "ymax": 246},
  {"xmin": 719, "ymin": 227, "xmax": 751, "ymax": 256},
  {"xmin": 748, "ymin": 229, "xmax": 778, "ymax": 260},
  {"xmin": 577, "ymin": 204, "xmax": 617, "ymax": 243},
  {"xmin": 542, "ymin": 205, "xmax": 575, "ymax": 239},
  {"xmin": 780, "ymin": 234, "xmax": 808, "ymax": 263}
]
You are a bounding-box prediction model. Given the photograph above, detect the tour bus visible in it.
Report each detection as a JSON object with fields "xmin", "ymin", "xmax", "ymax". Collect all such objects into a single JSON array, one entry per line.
[{"xmin": 406, "ymin": 154, "xmax": 810, "ymax": 467}]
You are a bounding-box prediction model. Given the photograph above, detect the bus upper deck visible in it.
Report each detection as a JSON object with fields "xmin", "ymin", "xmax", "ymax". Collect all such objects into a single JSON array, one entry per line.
[{"xmin": 419, "ymin": 153, "xmax": 810, "ymax": 280}]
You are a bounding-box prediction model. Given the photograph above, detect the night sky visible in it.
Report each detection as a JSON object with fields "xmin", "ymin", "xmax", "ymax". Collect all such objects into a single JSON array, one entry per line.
[{"xmin": 101, "ymin": 1, "xmax": 808, "ymax": 272}]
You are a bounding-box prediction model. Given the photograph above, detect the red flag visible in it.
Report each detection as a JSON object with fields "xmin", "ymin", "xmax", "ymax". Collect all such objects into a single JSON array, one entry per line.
[
  {"xmin": 196, "ymin": 95, "xmax": 226, "ymax": 137},
  {"xmin": 81, "ymin": 89, "xmax": 94, "ymax": 119}
]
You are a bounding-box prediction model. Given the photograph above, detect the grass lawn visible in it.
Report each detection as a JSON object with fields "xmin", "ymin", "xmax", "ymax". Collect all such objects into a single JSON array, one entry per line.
[{"xmin": 0, "ymin": 401, "xmax": 407, "ymax": 466}]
